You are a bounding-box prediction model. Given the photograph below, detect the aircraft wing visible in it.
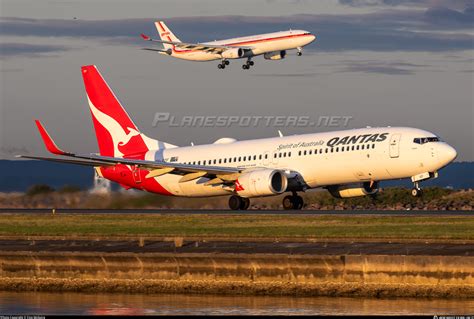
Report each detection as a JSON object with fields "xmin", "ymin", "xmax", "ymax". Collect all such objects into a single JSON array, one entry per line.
[
  {"xmin": 140, "ymin": 34, "xmax": 253, "ymax": 54},
  {"xmin": 23, "ymin": 120, "xmax": 241, "ymax": 180}
]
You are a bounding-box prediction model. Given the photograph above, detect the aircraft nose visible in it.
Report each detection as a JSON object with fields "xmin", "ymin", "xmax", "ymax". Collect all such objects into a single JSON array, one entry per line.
[
  {"xmin": 439, "ymin": 143, "xmax": 457, "ymax": 165},
  {"xmin": 309, "ymin": 34, "xmax": 316, "ymax": 43}
]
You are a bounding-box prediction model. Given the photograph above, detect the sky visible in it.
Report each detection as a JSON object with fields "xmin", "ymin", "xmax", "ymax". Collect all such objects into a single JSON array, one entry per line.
[{"xmin": 0, "ymin": 0, "xmax": 473, "ymax": 161}]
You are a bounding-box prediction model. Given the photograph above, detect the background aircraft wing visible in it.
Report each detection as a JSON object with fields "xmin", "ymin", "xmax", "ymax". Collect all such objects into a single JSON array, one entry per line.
[{"xmin": 140, "ymin": 34, "xmax": 253, "ymax": 54}]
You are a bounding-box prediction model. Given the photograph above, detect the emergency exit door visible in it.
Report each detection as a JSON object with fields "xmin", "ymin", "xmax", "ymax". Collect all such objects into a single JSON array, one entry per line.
[{"xmin": 389, "ymin": 134, "xmax": 401, "ymax": 158}]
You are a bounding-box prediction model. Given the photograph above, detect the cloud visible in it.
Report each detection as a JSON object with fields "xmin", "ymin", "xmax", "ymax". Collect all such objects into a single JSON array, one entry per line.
[
  {"xmin": 336, "ymin": 60, "xmax": 431, "ymax": 74},
  {"xmin": 0, "ymin": 43, "xmax": 69, "ymax": 58},
  {"xmin": 252, "ymin": 72, "xmax": 319, "ymax": 77},
  {"xmin": 0, "ymin": 8, "xmax": 473, "ymax": 53},
  {"xmin": 339, "ymin": 0, "xmax": 473, "ymax": 10}
]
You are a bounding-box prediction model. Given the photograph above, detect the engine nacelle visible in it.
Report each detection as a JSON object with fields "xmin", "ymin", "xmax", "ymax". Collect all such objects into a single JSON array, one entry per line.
[
  {"xmin": 221, "ymin": 48, "xmax": 244, "ymax": 59},
  {"xmin": 327, "ymin": 182, "xmax": 379, "ymax": 198},
  {"xmin": 236, "ymin": 169, "xmax": 288, "ymax": 197},
  {"xmin": 264, "ymin": 50, "xmax": 286, "ymax": 60}
]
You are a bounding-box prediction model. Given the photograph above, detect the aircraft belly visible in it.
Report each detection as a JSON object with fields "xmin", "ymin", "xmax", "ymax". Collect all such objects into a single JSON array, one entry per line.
[{"xmin": 154, "ymin": 174, "xmax": 229, "ymax": 197}]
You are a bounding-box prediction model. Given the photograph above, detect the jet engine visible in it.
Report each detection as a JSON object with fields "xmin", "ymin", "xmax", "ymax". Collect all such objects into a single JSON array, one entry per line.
[
  {"xmin": 264, "ymin": 50, "xmax": 286, "ymax": 60},
  {"xmin": 236, "ymin": 169, "xmax": 288, "ymax": 197},
  {"xmin": 327, "ymin": 182, "xmax": 379, "ymax": 198},
  {"xmin": 221, "ymin": 48, "xmax": 244, "ymax": 59}
]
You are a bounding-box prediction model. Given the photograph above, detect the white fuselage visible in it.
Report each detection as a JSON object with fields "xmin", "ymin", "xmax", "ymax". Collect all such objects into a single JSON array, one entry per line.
[
  {"xmin": 140, "ymin": 127, "xmax": 457, "ymax": 197},
  {"xmin": 163, "ymin": 30, "xmax": 316, "ymax": 61}
]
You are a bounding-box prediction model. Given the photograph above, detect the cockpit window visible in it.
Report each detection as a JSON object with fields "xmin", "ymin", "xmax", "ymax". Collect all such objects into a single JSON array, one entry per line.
[{"xmin": 413, "ymin": 137, "xmax": 440, "ymax": 144}]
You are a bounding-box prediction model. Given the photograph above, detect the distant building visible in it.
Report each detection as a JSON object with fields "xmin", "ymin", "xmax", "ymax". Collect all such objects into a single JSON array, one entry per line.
[{"xmin": 90, "ymin": 170, "xmax": 111, "ymax": 194}]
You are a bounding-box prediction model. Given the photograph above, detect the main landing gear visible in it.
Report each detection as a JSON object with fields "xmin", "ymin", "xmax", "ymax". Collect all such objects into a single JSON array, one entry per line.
[
  {"xmin": 411, "ymin": 181, "xmax": 423, "ymax": 197},
  {"xmin": 282, "ymin": 192, "xmax": 304, "ymax": 210},
  {"xmin": 242, "ymin": 58, "xmax": 254, "ymax": 70},
  {"xmin": 218, "ymin": 59, "xmax": 230, "ymax": 69},
  {"xmin": 229, "ymin": 195, "xmax": 250, "ymax": 210},
  {"xmin": 296, "ymin": 47, "xmax": 303, "ymax": 56}
]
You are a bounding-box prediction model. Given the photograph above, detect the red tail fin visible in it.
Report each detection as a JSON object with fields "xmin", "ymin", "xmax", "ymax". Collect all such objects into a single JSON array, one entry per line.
[{"xmin": 81, "ymin": 65, "xmax": 149, "ymax": 159}]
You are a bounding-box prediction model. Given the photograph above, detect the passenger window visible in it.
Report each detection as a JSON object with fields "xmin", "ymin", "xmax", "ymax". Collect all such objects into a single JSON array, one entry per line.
[
  {"xmin": 336, "ymin": 147, "xmax": 339, "ymax": 152},
  {"xmin": 288, "ymin": 152, "xmax": 291, "ymax": 157},
  {"xmin": 331, "ymin": 148, "xmax": 334, "ymax": 153},
  {"xmin": 259, "ymin": 155, "xmax": 262, "ymax": 160},
  {"xmin": 299, "ymin": 151, "xmax": 302, "ymax": 156},
  {"xmin": 356, "ymin": 145, "xmax": 360, "ymax": 150},
  {"xmin": 265, "ymin": 154, "xmax": 268, "ymax": 159}
]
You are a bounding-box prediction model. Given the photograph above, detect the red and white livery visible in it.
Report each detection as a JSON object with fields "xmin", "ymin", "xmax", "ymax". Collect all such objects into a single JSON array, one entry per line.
[
  {"xmin": 140, "ymin": 21, "xmax": 316, "ymax": 69},
  {"xmin": 20, "ymin": 65, "xmax": 457, "ymax": 210}
]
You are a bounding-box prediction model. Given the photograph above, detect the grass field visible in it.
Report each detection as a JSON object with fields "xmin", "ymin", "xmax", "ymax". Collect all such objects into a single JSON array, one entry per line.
[{"xmin": 0, "ymin": 214, "xmax": 473, "ymax": 240}]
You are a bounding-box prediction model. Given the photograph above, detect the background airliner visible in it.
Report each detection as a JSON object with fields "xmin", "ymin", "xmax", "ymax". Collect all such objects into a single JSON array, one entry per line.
[
  {"xmin": 20, "ymin": 65, "xmax": 457, "ymax": 210},
  {"xmin": 140, "ymin": 21, "xmax": 316, "ymax": 69}
]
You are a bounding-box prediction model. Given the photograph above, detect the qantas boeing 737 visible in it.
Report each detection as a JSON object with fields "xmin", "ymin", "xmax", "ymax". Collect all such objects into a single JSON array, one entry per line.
[
  {"xmin": 19, "ymin": 65, "xmax": 457, "ymax": 210},
  {"xmin": 140, "ymin": 21, "xmax": 316, "ymax": 69}
]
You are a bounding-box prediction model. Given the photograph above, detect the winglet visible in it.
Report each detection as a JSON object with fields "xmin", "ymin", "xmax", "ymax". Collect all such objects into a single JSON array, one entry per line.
[
  {"xmin": 140, "ymin": 33, "xmax": 151, "ymax": 41},
  {"xmin": 35, "ymin": 120, "xmax": 71, "ymax": 156}
]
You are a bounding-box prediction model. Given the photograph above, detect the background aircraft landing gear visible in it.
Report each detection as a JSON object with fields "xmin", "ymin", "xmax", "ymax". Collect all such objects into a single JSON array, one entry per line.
[
  {"xmin": 411, "ymin": 182, "xmax": 423, "ymax": 197},
  {"xmin": 296, "ymin": 47, "xmax": 302, "ymax": 56},
  {"xmin": 229, "ymin": 195, "xmax": 250, "ymax": 210},
  {"xmin": 218, "ymin": 60, "xmax": 229, "ymax": 69},
  {"xmin": 242, "ymin": 59, "xmax": 254, "ymax": 70},
  {"xmin": 282, "ymin": 193, "xmax": 304, "ymax": 210}
]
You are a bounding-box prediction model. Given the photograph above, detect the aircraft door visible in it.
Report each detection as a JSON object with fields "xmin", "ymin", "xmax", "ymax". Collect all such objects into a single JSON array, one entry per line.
[
  {"xmin": 132, "ymin": 165, "xmax": 142, "ymax": 184},
  {"xmin": 272, "ymin": 151, "xmax": 279, "ymax": 165},
  {"xmin": 263, "ymin": 151, "xmax": 270, "ymax": 166},
  {"xmin": 389, "ymin": 134, "xmax": 401, "ymax": 158}
]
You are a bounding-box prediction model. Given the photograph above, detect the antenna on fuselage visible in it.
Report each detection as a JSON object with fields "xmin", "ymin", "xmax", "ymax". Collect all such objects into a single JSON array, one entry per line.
[{"xmin": 278, "ymin": 130, "xmax": 284, "ymax": 137}]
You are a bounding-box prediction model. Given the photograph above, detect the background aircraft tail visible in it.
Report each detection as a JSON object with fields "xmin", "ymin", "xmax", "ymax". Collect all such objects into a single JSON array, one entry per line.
[
  {"xmin": 155, "ymin": 21, "xmax": 181, "ymax": 50},
  {"xmin": 81, "ymin": 65, "xmax": 175, "ymax": 159}
]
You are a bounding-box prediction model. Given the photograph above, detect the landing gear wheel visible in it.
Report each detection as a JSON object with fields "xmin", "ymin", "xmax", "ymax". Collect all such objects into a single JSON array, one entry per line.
[
  {"xmin": 297, "ymin": 52, "xmax": 302, "ymax": 56},
  {"xmin": 229, "ymin": 195, "xmax": 242, "ymax": 210},
  {"xmin": 411, "ymin": 188, "xmax": 423, "ymax": 197},
  {"xmin": 282, "ymin": 195, "xmax": 304, "ymax": 210},
  {"xmin": 240, "ymin": 198, "xmax": 250, "ymax": 210},
  {"xmin": 283, "ymin": 195, "xmax": 294, "ymax": 210},
  {"xmin": 242, "ymin": 64, "xmax": 249, "ymax": 70},
  {"xmin": 218, "ymin": 64, "xmax": 224, "ymax": 69},
  {"xmin": 249, "ymin": 61, "xmax": 254, "ymax": 66},
  {"xmin": 294, "ymin": 195, "xmax": 304, "ymax": 210},
  {"xmin": 224, "ymin": 60, "xmax": 230, "ymax": 65}
]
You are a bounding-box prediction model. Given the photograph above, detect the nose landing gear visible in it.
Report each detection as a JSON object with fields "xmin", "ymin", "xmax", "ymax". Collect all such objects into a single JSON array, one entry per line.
[
  {"xmin": 296, "ymin": 47, "xmax": 303, "ymax": 56},
  {"xmin": 411, "ymin": 181, "xmax": 423, "ymax": 197}
]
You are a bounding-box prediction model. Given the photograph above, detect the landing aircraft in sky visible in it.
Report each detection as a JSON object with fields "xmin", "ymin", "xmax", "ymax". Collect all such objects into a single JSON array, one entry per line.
[
  {"xmin": 140, "ymin": 21, "xmax": 316, "ymax": 69},
  {"xmin": 19, "ymin": 65, "xmax": 457, "ymax": 210}
]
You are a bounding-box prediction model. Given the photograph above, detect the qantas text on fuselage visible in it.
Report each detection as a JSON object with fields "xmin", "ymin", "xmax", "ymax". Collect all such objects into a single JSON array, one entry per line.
[{"xmin": 20, "ymin": 65, "xmax": 457, "ymax": 210}]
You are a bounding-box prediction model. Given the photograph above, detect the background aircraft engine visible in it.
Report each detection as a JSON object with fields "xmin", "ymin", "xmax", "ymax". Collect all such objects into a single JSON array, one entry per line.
[
  {"xmin": 264, "ymin": 50, "xmax": 286, "ymax": 60},
  {"xmin": 236, "ymin": 169, "xmax": 288, "ymax": 197},
  {"xmin": 221, "ymin": 48, "xmax": 244, "ymax": 59},
  {"xmin": 327, "ymin": 182, "xmax": 379, "ymax": 198}
]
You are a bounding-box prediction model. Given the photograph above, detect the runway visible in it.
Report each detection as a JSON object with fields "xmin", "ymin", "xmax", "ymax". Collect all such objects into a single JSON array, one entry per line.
[
  {"xmin": 0, "ymin": 239, "xmax": 472, "ymax": 256},
  {"xmin": 0, "ymin": 208, "xmax": 473, "ymax": 216}
]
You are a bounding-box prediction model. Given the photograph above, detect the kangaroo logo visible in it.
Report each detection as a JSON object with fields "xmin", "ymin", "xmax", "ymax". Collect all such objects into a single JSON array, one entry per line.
[{"xmin": 88, "ymin": 98, "xmax": 141, "ymax": 158}]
